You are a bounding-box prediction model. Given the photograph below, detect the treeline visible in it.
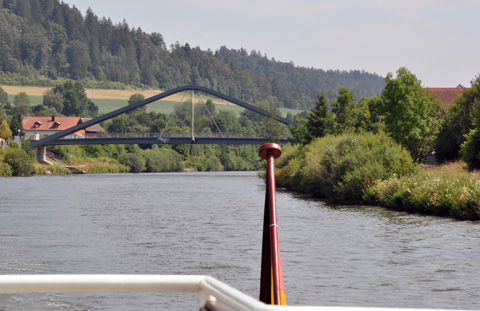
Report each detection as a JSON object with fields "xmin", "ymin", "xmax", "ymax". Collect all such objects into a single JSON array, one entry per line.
[
  {"xmin": 216, "ymin": 47, "xmax": 386, "ymax": 104},
  {"xmin": 0, "ymin": 0, "xmax": 384, "ymax": 110}
]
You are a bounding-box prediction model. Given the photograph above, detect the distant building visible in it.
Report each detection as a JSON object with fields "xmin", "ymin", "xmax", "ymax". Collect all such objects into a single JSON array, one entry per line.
[
  {"xmin": 0, "ymin": 138, "xmax": 8, "ymax": 148},
  {"xmin": 22, "ymin": 116, "xmax": 104, "ymax": 140},
  {"xmin": 424, "ymin": 85, "xmax": 470, "ymax": 109}
]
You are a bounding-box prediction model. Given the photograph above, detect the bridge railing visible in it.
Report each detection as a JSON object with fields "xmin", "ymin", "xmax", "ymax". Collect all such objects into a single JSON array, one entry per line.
[{"xmin": 58, "ymin": 132, "xmax": 291, "ymax": 140}]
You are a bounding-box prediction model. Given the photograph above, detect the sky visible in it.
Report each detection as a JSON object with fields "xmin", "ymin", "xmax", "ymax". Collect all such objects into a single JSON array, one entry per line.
[{"xmin": 63, "ymin": 0, "xmax": 480, "ymax": 88}]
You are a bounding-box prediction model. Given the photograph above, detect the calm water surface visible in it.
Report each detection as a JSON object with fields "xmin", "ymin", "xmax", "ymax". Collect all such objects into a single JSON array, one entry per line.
[{"xmin": 0, "ymin": 172, "xmax": 479, "ymax": 310}]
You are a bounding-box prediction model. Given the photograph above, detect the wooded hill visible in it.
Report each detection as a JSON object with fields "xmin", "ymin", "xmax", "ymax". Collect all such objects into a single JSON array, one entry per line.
[{"xmin": 0, "ymin": 0, "xmax": 385, "ymax": 110}]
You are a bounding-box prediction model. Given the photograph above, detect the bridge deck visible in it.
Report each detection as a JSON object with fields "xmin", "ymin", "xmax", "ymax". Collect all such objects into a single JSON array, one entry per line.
[{"xmin": 45, "ymin": 132, "xmax": 290, "ymax": 145}]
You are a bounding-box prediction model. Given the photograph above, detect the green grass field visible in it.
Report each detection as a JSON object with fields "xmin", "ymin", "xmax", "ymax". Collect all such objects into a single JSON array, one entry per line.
[{"xmin": 91, "ymin": 98, "xmax": 182, "ymax": 115}]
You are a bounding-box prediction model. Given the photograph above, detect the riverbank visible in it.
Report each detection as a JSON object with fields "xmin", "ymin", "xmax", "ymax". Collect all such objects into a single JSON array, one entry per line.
[
  {"xmin": 364, "ymin": 161, "xmax": 480, "ymax": 220},
  {"xmin": 274, "ymin": 133, "xmax": 480, "ymax": 221},
  {"xmin": 0, "ymin": 145, "xmax": 131, "ymax": 176},
  {"xmin": 3, "ymin": 137, "xmax": 479, "ymax": 221},
  {"xmin": 0, "ymin": 144, "xmax": 247, "ymax": 176},
  {"xmin": 33, "ymin": 157, "xmax": 130, "ymax": 175}
]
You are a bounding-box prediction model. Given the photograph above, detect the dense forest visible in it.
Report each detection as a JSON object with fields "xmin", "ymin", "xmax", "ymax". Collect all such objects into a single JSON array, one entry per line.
[{"xmin": 0, "ymin": 0, "xmax": 385, "ymax": 110}]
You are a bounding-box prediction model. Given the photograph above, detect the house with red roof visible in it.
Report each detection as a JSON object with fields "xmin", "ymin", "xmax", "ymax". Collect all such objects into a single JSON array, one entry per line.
[
  {"xmin": 424, "ymin": 85, "xmax": 470, "ymax": 109},
  {"xmin": 22, "ymin": 116, "xmax": 104, "ymax": 140}
]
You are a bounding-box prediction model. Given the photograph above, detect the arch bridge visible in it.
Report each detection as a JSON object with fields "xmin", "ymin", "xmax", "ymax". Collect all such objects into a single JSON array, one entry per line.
[{"xmin": 29, "ymin": 85, "xmax": 295, "ymax": 162}]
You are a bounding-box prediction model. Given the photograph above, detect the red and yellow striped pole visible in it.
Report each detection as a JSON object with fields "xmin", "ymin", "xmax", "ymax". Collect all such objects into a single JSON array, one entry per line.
[{"xmin": 259, "ymin": 143, "xmax": 286, "ymax": 305}]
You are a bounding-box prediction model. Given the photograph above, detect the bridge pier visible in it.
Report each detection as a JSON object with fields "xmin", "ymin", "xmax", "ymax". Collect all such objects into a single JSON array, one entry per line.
[
  {"xmin": 32, "ymin": 133, "xmax": 52, "ymax": 165},
  {"xmin": 36, "ymin": 146, "xmax": 52, "ymax": 165}
]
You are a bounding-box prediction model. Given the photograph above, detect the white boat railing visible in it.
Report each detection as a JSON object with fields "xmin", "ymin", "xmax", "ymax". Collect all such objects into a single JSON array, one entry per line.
[{"xmin": 0, "ymin": 274, "xmax": 474, "ymax": 311}]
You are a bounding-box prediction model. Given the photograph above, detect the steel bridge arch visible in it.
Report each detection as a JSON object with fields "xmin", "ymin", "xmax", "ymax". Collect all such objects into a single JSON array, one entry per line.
[{"xmin": 30, "ymin": 85, "xmax": 295, "ymax": 148}]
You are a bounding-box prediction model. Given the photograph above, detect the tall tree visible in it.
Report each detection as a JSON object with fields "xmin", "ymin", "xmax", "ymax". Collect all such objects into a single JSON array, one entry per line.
[
  {"xmin": 305, "ymin": 92, "xmax": 335, "ymax": 143},
  {"xmin": 435, "ymin": 76, "xmax": 480, "ymax": 163},
  {"xmin": 43, "ymin": 89, "xmax": 64, "ymax": 113},
  {"xmin": 259, "ymin": 101, "xmax": 285, "ymax": 143},
  {"xmin": 20, "ymin": 25, "xmax": 47, "ymax": 70},
  {"xmin": 128, "ymin": 93, "xmax": 146, "ymax": 113},
  {"xmin": 108, "ymin": 116, "xmax": 129, "ymax": 133},
  {"xmin": 13, "ymin": 92, "xmax": 31, "ymax": 116},
  {"xmin": 66, "ymin": 40, "xmax": 91, "ymax": 79},
  {"xmin": 460, "ymin": 100, "xmax": 480, "ymax": 170},
  {"xmin": 331, "ymin": 87, "xmax": 357, "ymax": 132},
  {"xmin": 0, "ymin": 86, "xmax": 8, "ymax": 107},
  {"xmin": 361, "ymin": 95, "xmax": 385, "ymax": 133},
  {"xmin": 0, "ymin": 119, "xmax": 12, "ymax": 139},
  {"xmin": 9, "ymin": 114, "xmax": 24, "ymax": 136},
  {"xmin": 53, "ymin": 80, "xmax": 91, "ymax": 116},
  {"xmin": 379, "ymin": 67, "xmax": 443, "ymax": 162},
  {"xmin": 48, "ymin": 23, "xmax": 67, "ymax": 68}
]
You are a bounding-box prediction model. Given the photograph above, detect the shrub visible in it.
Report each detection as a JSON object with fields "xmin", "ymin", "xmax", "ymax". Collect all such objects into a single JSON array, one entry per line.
[
  {"xmin": 101, "ymin": 144, "xmax": 122, "ymax": 158},
  {"xmin": 81, "ymin": 157, "xmax": 129, "ymax": 174},
  {"xmin": 188, "ymin": 156, "xmax": 207, "ymax": 171},
  {"xmin": 34, "ymin": 164, "xmax": 69, "ymax": 175},
  {"xmin": 3, "ymin": 148, "xmax": 35, "ymax": 176},
  {"xmin": 141, "ymin": 149, "xmax": 164, "ymax": 172},
  {"xmin": 21, "ymin": 140, "xmax": 37, "ymax": 159},
  {"xmin": 275, "ymin": 132, "xmax": 415, "ymax": 203},
  {"xmin": 221, "ymin": 152, "xmax": 250, "ymax": 171},
  {"xmin": 460, "ymin": 128, "xmax": 480, "ymax": 171},
  {"xmin": 140, "ymin": 147, "xmax": 184, "ymax": 172},
  {"xmin": 82, "ymin": 144, "xmax": 104, "ymax": 158},
  {"xmin": 205, "ymin": 156, "xmax": 222, "ymax": 171},
  {"xmin": 161, "ymin": 148, "xmax": 184, "ymax": 172},
  {"xmin": 0, "ymin": 163, "xmax": 13, "ymax": 177},
  {"xmin": 118, "ymin": 153, "xmax": 146, "ymax": 173},
  {"xmin": 366, "ymin": 162, "xmax": 480, "ymax": 220},
  {"xmin": 47, "ymin": 145, "xmax": 70, "ymax": 161}
]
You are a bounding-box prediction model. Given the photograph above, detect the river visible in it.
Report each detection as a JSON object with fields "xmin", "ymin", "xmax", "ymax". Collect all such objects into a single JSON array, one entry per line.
[{"xmin": 0, "ymin": 172, "xmax": 479, "ymax": 310}]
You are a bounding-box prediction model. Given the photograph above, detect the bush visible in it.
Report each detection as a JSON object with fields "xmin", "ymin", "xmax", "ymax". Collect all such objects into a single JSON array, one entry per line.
[
  {"xmin": 3, "ymin": 148, "xmax": 35, "ymax": 176},
  {"xmin": 275, "ymin": 132, "xmax": 415, "ymax": 203},
  {"xmin": 186, "ymin": 155, "xmax": 222, "ymax": 172},
  {"xmin": 141, "ymin": 149, "xmax": 164, "ymax": 172},
  {"xmin": 47, "ymin": 145, "xmax": 70, "ymax": 160},
  {"xmin": 82, "ymin": 144, "xmax": 104, "ymax": 158},
  {"xmin": 0, "ymin": 163, "xmax": 13, "ymax": 177},
  {"xmin": 140, "ymin": 147, "xmax": 184, "ymax": 172},
  {"xmin": 460, "ymin": 128, "xmax": 480, "ymax": 171},
  {"xmin": 366, "ymin": 162, "xmax": 480, "ymax": 220},
  {"xmin": 81, "ymin": 157, "xmax": 129, "ymax": 174},
  {"xmin": 34, "ymin": 164, "xmax": 69, "ymax": 175},
  {"xmin": 205, "ymin": 156, "xmax": 222, "ymax": 171},
  {"xmin": 161, "ymin": 148, "xmax": 184, "ymax": 172},
  {"xmin": 118, "ymin": 153, "xmax": 146, "ymax": 173},
  {"xmin": 21, "ymin": 140, "xmax": 37, "ymax": 159},
  {"xmin": 221, "ymin": 152, "xmax": 250, "ymax": 171}
]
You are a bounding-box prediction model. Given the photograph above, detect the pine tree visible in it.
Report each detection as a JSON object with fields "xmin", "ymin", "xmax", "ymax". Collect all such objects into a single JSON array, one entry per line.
[
  {"xmin": 306, "ymin": 92, "xmax": 335, "ymax": 143},
  {"xmin": 9, "ymin": 114, "xmax": 24, "ymax": 136}
]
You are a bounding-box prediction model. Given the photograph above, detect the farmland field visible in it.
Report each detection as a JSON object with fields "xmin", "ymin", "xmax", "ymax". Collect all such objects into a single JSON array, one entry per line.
[{"xmin": 2, "ymin": 85, "xmax": 303, "ymax": 117}]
